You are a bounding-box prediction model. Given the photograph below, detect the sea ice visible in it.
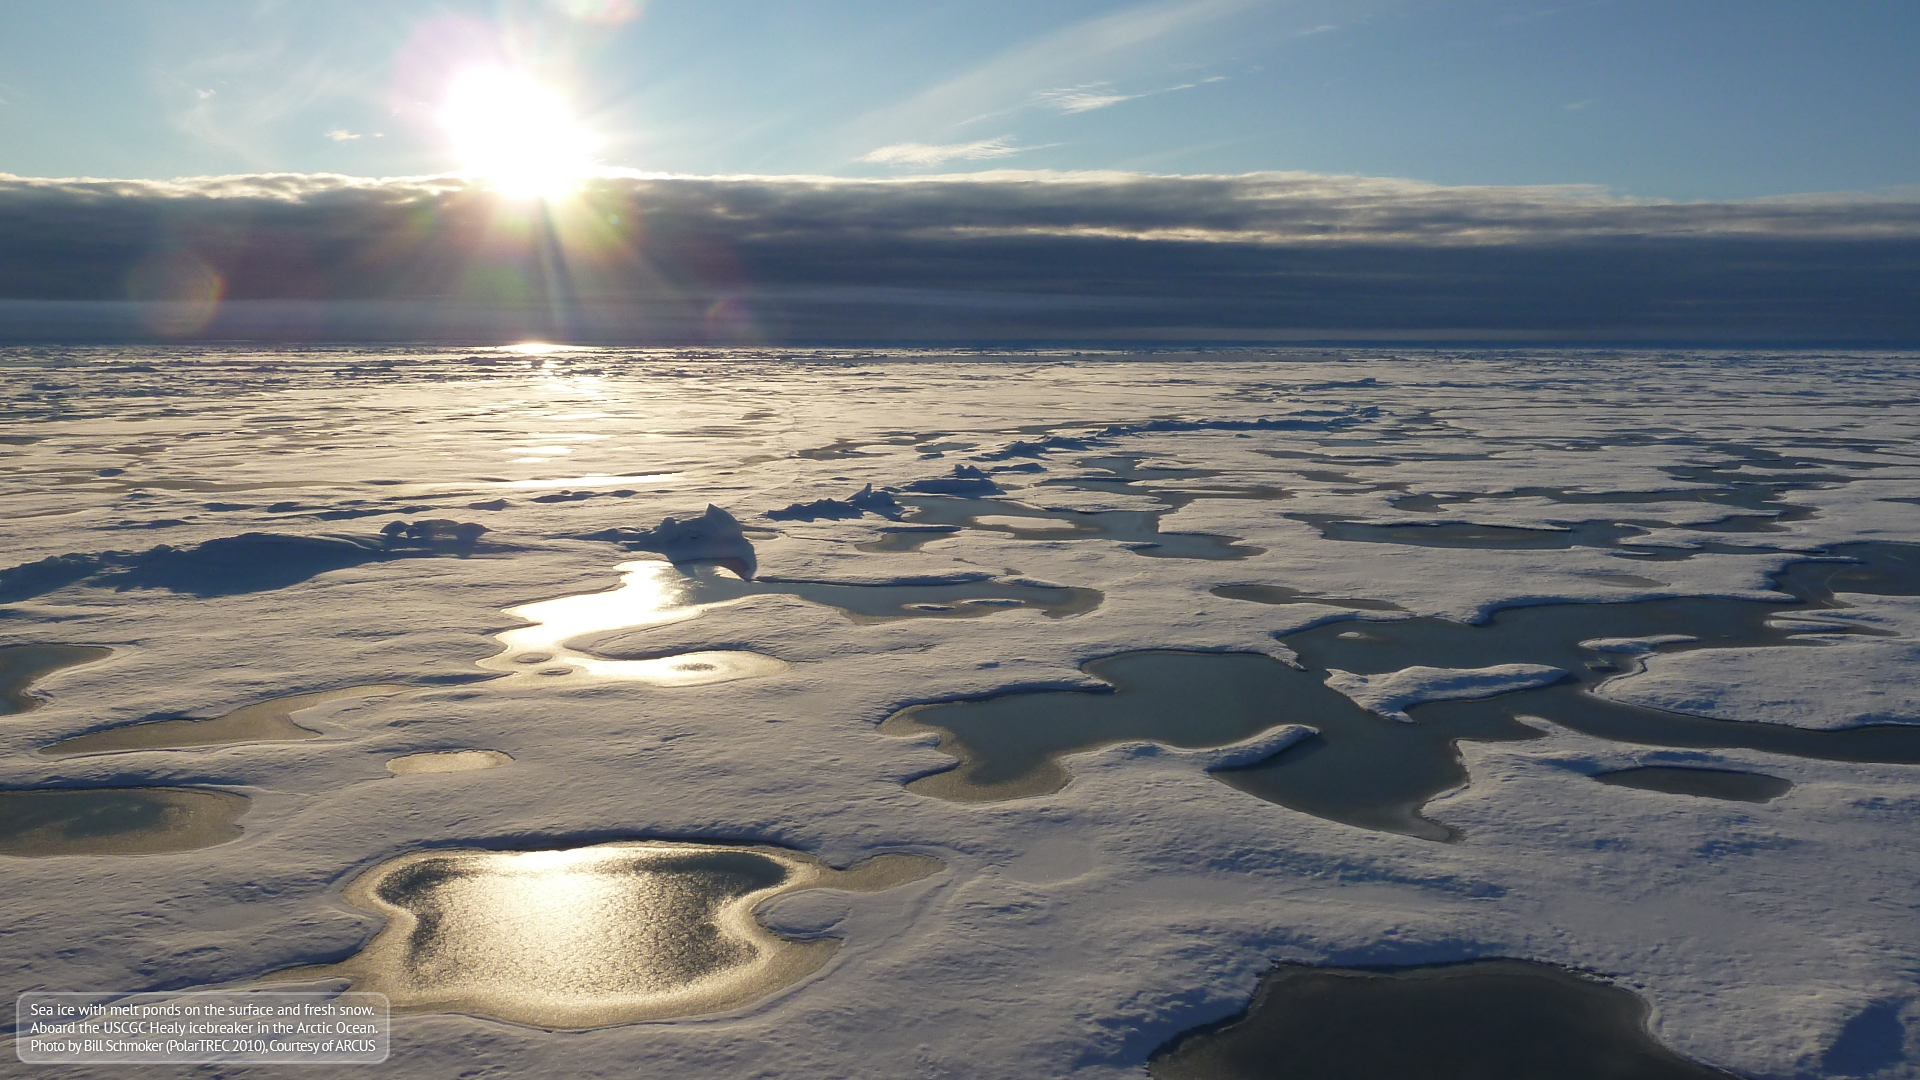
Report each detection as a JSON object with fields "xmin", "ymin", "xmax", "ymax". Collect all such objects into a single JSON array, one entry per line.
[
  {"xmin": 1324, "ymin": 664, "xmax": 1570, "ymax": 723},
  {"xmin": 5, "ymin": 347, "xmax": 1920, "ymax": 1078},
  {"xmin": 584, "ymin": 504, "xmax": 759, "ymax": 579}
]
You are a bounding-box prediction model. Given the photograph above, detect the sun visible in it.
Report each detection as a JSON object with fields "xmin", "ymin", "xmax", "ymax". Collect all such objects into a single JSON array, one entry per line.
[{"xmin": 439, "ymin": 67, "xmax": 594, "ymax": 199}]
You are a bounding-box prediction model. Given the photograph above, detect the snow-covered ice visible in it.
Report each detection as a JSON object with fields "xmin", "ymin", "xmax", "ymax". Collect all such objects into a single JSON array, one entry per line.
[
  {"xmin": 3, "ymin": 346, "xmax": 1920, "ymax": 1078},
  {"xmin": 1323, "ymin": 664, "xmax": 1569, "ymax": 723}
]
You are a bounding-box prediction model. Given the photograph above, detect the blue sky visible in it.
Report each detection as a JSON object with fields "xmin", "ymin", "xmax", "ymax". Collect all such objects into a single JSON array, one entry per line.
[{"xmin": 1, "ymin": 0, "xmax": 1916, "ymax": 199}]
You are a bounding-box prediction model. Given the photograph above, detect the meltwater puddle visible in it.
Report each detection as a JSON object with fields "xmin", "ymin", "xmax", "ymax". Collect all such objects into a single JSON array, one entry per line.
[
  {"xmin": 888, "ymin": 543, "xmax": 1920, "ymax": 841},
  {"xmin": 1148, "ymin": 959, "xmax": 1739, "ymax": 1079},
  {"xmin": 1, "ymin": 644, "xmax": 110, "ymax": 716},
  {"xmin": 1591, "ymin": 766, "xmax": 1792, "ymax": 802},
  {"xmin": 278, "ymin": 841, "xmax": 941, "ymax": 1029},
  {"xmin": 0, "ymin": 787, "xmax": 248, "ymax": 856},
  {"xmin": 1291, "ymin": 515, "xmax": 1819, "ymax": 562},
  {"xmin": 386, "ymin": 749, "xmax": 513, "ymax": 774},
  {"xmin": 1272, "ymin": 541, "xmax": 1920, "ymax": 768},
  {"xmin": 883, "ymin": 496, "xmax": 1263, "ymax": 560},
  {"xmin": 41, "ymin": 685, "xmax": 411, "ymax": 757},
  {"xmin": 1211, "ymin": 584, "xmax": 1406, "ymax": 612},
  {"xmin": 483, "ymin": 560, "xmax": 1100, "ymax": 684},
  {"xmin": 882, "ymin": 650, "xmax": 1492, "ymax": 841},
  {"xmin": 847, "ymin": 452, "xmax": 1289, "ymax": 558}
]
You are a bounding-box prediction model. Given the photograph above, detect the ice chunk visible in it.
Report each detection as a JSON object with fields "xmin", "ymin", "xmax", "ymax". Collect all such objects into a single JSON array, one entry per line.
[
  {"xmin": 1325, "ymin": 663, "xmax": 1568, "ymax": 723},
  {"xmin": 975, "ymin": 435, "xmax": 1093, "ymax": 461},
  {"xmin": 766, "ymin": 484, "xmax": 902, "ymax": 521},
  {"xmin": 0, "ymin": 553, "xmax": 100, "ymax": 602},
  {"xmin": 901, "ymin": 464, "xmax": 1001, "ymax": 496},
  {"xmin": 379, "ymin": 518, "xmax": 488, "ymax": 546},
  {"xmin": 612, "ymin": 505, "xmax": 757, "ymax": 580},
  {"xmin": 1579, "ymin": 634, "xmax": 1699, "ymax": 653}
]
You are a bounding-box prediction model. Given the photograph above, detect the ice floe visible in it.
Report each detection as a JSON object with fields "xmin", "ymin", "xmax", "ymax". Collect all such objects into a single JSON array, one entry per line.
[{"xmin": 1324, "ymin": 664, "xmax": 1570, "ymax": 723}]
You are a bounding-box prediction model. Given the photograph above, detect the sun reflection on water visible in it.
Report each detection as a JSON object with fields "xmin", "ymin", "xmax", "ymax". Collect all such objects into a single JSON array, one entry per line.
[
  {"xmin": 482, "ymin": 560, "xmax": 788, "ymax": 685},
  {"xmin": 286, "ymin": 842, "xmax": 943, "ymax": 1029},
  {"xmin": 370, "ymin": 846, "xmax": 794, "ymax": 1008}
]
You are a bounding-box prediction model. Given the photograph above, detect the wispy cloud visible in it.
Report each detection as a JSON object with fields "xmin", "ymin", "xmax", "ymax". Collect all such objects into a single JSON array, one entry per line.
[
  {"xmin": 324, "ymin": 129, "xmax": 363, "ymax": 142},
  {"xmin": 1036, "ymin": 86, "xmax": 1142, "ymax": 114},
  {"xmin": 151, "ymin": 20, "xmax": 390, "ymax": 171},
  {"xmin": 839, "ymin": 0, "xmax": 1257, "ymax": 159},
  {"xmin": 1033, "ymin": 77, "xmax": 1218, "ymax": 115},
  {"xmin": 860, "ymin": 138, "xmax": 1021, "ymax": 167}
]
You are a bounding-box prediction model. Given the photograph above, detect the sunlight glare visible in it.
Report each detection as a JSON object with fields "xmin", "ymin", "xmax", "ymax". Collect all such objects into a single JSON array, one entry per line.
[{"xmin": 440, "ymin": 68, "xmax": 594, "ymax": 199}]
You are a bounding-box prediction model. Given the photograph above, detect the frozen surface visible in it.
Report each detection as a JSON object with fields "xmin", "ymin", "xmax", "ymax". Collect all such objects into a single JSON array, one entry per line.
[
  {"xmin": 3, "ymin": 346, "xmax": 1920, "ymax": 1078},
  {"xmin": 1601, "ymin": 596, "xmax": 1920, "ymax": 731},
  {"xmin": 1324, "ymin": 664, "xmax": 1568, "ymax": 723}
]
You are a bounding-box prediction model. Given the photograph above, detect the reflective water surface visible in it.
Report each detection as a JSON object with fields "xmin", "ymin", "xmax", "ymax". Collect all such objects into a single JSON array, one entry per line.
[
  {"xmin": 288, "ymin": 841, "xmax": 941, "ymax": 1028},
  {"xmin": 883, "ymin": 651, "xmax": 1313, "ymax": 803},
  {"xmin": 1272, "ymin": 542, "xmax": 1920, "ymax": 770},
  {"xmin": 885, "ymin": 650, "xmax": 1479, "ymax": 840},
  {"xmin": 888, "ymin": 543, "xmax": 1920, "ymax": 841},
  {"xmin": 0, "ymin": 644, "xmax": 110, "ymax": 716},
  {"xmin": 484, "ymin": 560, "xmax": 1098, "ymax": 683},
  {"xmin": 1591, "ymin": 766, "xmax": 1793, "ymax": 802},
  {"xmin": 0, "ymin": 787, "xmax": 248, "ymax": 856},
  {"xmin": 1211, "ymin": 584, "xmax": 1406, "ymax": 612},
  {"xmin": 893, "ymin": 496, "xmax": 1261, "ymax": 560},
  {"xmin": 1149, "ymin": 959, "xmax": 1739, "ymax": 1079}
]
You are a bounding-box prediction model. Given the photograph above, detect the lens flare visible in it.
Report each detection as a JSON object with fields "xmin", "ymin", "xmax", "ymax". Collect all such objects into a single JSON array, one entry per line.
[
  {"xmin": 127, "ymin": 250, "xmax": 224, "ymax": 337},
  {"xmin": 440, "ymin": 67, "xmax": 594, "ymax": 199}
]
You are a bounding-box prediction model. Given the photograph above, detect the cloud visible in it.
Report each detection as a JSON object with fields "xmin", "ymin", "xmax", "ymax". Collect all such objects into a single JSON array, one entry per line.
[
  {"xmin": 1036, "ymin": 86, "xmax": 1141, "ymax": 114},
  {"xmin": 840, "ymin": 0, "xmax": 1256, "ymax": 157},
  {"xmin": 324, "ymin": 129, "xmax": 363, "ymax": 141},
  {"xmin": 860, "ymin": 139, "xmax": 1021, "ymax": 167},
  {"xmin": 1033, "ymin": 77, "xmax": 1212, "ymax": 115},
  {"xmin": 0, "ymin": 170, "xmax": 1917, "ymax": 343},
  {"xmin": 151, "ymin": 22, "xmax": 386, "ymax": 171}
]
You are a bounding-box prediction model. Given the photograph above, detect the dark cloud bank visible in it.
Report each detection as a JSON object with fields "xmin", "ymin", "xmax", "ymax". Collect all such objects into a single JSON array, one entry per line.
[{"xmin": 1, "ymin": 171, "xmax": 1917, "ymax": 344}]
